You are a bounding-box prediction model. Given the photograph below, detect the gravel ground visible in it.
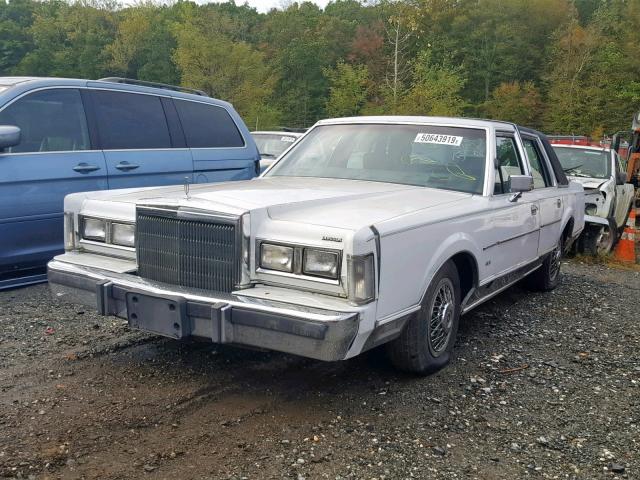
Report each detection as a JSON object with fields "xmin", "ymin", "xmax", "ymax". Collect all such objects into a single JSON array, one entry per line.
[{"xmin": 0, "ymin": 260, "xmax": 638, "ymax": 480}]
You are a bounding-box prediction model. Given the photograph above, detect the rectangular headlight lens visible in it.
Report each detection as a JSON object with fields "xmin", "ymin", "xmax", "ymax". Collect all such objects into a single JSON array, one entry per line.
[
  {"xmin": 303, "ymin": 249, "xmax": 339, "ymax": 279},
  {"xmin": 82, "ymin": 217, "xmax": 106, "ymax": 242},
  {"xmin": 112, "ymin": 222, "xmax": 135, "ymax": 247},
  {"xmin": 260, "ymin": 243, "xmax": 294, "ymax": 273},
  {"xmin": 348, "ymin": 253, "xmax": 375, "ymax": 304}
]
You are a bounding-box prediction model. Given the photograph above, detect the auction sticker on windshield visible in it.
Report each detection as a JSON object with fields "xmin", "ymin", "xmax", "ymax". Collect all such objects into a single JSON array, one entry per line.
[
  {"xmin": 414, "ymin": 133, "xmax": 463, "ymax": 146},
  {"xmin": 281, "ymin": 136, "xmax": 296, "ymax": 142}
]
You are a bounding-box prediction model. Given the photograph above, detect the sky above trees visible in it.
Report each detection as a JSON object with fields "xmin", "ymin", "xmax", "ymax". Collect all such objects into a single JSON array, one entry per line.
[
  {"xmin": 0, "ymin": 0, "xmax": 638, "ymax": 136},
  {"xmin": 209, "ymin": 0, "xmax": 332, "ymax": 13}
]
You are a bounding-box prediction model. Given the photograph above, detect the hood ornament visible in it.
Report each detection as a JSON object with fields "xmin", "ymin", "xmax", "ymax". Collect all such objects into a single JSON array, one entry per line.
[{"xmin": 184, "ymin": 176, "xmax": 191, "ymax": 199}]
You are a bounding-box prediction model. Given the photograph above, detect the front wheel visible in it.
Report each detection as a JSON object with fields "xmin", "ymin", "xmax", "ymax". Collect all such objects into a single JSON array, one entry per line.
[
  {"xmin": 386, "ymin": 260, "xmax": 461, "ymax": 375},
  {"xmin": 579, "ymin": 225, "xmax": 614, "ymax": 255}
]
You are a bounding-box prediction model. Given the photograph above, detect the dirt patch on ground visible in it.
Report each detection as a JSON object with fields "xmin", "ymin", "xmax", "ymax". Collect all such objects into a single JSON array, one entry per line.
[{"xmin": 1, "ymin": 260, "xmax": 638, "ymax": 479}]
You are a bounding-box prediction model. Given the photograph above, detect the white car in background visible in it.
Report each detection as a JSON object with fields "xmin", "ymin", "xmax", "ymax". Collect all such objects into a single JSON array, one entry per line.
[
  {"xmin": 48, "ymin": 117, "xmax": 584, "ymax": 374},
  {"xmin": 251, "ymin": 131, "xmax": 302, "ymax": 172},
  {"xmin": 553, "ymin": 145, "xmax": 634, "ymax": 255}
]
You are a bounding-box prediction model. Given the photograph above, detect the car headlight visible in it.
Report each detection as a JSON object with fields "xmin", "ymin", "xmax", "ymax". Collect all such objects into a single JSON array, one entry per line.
[
  {"xmin": 348, "ymin": 254, "xmax": 375, "ymax": 304},
  {"xmin": 112, "ymin": 222, "xmax": 135, "ymax": 247},
  {"xmin": 585, "ymin": 203, "xmax": 598, "ymax": 215},
  {"xmin": 303, "ymin": 248, "xmax": 339, "ymax": 279},
  {"xmin": 82, "ymin": 217, "xmax": 106, "ymax": 242},
  {"xmin": 260, "ymin": 243, "xmax": 294, "ymax": 273}
]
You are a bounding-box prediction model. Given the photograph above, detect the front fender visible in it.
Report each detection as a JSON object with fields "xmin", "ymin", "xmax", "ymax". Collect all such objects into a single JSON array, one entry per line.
[{"xmin": 376, "ymin": 230, "xmax": 482, "ymax": 324}]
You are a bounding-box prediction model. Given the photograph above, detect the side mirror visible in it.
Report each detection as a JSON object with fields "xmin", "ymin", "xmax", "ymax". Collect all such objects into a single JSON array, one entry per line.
[
  {"xmin": 0, "ymin": 125, "xmax": 21, "ymax": 150},
  {"xmin": 509, "ymin": 174, "xmax": 534, "ymax": 193},
  {"xmin": 616, "ymin": 171, "xmax": 627, "ymax": 185}
]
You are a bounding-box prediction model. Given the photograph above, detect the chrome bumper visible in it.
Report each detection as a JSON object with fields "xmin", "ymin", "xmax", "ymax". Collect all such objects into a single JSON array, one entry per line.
[{"xmin": 48, "ymin": 260, "xmax": 360, "ymax": 361}]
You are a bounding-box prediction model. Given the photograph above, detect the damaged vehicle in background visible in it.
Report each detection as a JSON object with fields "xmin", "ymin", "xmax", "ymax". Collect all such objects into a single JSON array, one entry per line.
[
  {"xmin": 553, "ymin": 144, "xmax": 634, "ymax": 255},
  {"xmin": 48, "ymin": 116, "xmax": 584, "ymax": 374},
  {"xmin": 251, "ymin": 131, "xmax": 302, "ymax": 172}
]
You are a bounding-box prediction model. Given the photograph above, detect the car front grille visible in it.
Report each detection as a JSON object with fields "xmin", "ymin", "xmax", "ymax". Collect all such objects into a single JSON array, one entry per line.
[{"xmin": 136, "ymin": 209, "xmax": 239, "ymax": 293}]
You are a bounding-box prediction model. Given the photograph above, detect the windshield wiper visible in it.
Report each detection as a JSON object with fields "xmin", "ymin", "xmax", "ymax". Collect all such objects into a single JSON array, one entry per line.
[{"xmin": 563, "ymin": 163, "xmax": 582, "ymax": 173}]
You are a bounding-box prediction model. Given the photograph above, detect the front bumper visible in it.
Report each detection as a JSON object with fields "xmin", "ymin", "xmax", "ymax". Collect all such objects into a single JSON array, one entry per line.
[
  {"xmin": 48, "ymin": 259, "xmax": 360, "ymax": 361},
  {"xmin": 584, "ymin": 214, "xmax": 616, "ymax": 231}
]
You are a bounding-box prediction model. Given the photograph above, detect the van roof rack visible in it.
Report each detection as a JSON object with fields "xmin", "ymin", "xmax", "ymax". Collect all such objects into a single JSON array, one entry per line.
[{"xmin": 98, "ymin": 77, "xmax": 208, "ymax": 97}]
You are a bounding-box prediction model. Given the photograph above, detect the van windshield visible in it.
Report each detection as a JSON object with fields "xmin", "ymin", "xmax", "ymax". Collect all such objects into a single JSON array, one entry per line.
[{"xmin": 266, "ymin": 124, "xmax": 487, "ymax": 194}]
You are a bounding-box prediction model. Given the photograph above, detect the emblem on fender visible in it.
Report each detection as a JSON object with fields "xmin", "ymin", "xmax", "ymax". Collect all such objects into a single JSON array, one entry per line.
[{"xmin": 322, "ymin": 235, "xmax": 343, "ymax": 243}]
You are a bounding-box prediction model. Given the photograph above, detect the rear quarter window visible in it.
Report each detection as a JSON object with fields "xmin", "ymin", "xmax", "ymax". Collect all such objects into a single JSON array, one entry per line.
[{"xmin": 174, "ymin": 99, "xmax": 244, "ymax": 148}]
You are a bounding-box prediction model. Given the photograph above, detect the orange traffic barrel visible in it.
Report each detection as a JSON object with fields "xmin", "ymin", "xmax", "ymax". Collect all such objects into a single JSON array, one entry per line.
[{"xmin": 614, "ymin": 208, "xmax": 637, "ymax": 263}]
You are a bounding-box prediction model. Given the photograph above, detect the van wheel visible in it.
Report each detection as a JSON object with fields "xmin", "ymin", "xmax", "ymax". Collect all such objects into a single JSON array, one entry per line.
[
  {"xmin": 387, "ymin": 261, "xmax": 461, "ymax": 375},
  {"xmin": 525, "ymin": 238, "xmax": 562, "ymax": 292}
]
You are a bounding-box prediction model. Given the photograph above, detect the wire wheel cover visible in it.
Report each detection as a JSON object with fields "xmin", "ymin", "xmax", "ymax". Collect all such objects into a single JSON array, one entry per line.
[{"xmin": 428, "ymin": 278, "xmax": 455, "ymax": 355}]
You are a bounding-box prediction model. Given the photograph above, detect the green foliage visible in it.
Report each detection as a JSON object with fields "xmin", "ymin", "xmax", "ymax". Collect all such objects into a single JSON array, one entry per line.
[
  {"xmin": 0, "ymin": 0, "xmax": 638, "ymax": 136},
  {"xmin": 172, "ymin": 8, "xmax": 280, "ymax": 129},
  {"xmin": 324, "ymin": 62, "xmax": 370, "ymax": 117},
  {"xmin": 485, "ymin": 81, "xmax": 543, "ymax": 128},
  {"xmin": 397, "ymin": 50, "xmax": 466, "ymax": 116}
]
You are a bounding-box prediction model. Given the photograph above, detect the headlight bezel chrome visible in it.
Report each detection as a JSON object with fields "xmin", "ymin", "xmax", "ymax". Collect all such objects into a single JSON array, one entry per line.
[
  {"xmin": 78, "ymin": 215, "xmax": 135, "ymax": 250},
  {"xmin": 257, "ymin": 240, "xmax": 342, "ymax": 283}
]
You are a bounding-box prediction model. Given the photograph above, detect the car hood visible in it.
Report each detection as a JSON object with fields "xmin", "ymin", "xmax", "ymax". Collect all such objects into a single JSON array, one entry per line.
[
  {"xmin": 567, "ymin": 176, "xmax": 608, "ymax": 190},
  {"xmin": 83, "ymin": 176, "xmax": 473, "ymax": 230}
]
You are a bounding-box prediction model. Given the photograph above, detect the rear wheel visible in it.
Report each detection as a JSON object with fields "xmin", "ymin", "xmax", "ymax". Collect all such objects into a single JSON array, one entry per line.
[
  {"xmin": 387, "ymin": 261, "xmax": 461, "ymax": 375},
  {"xmin": 525, "ymin": 238, "xmax": 562, "ymax": 292}
]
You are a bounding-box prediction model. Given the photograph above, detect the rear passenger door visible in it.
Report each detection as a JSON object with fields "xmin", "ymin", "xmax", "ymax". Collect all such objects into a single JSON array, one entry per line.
[
  {"xmin": 486, "ymin": 134, "xmax": 540, "ymax": 278},
  {"xmin": 172, "ymin": 98, "xmax": 257, "ymax": 183},
  {"xmin": 89, "ymin": 90, "xmax": 193, "ymax": 189},
  {"xmin": 521, "ymin": 134, "xmax": 564, "ymax": 255}
]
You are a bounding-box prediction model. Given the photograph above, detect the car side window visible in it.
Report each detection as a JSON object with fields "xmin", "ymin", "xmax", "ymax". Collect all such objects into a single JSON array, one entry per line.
[
  {"xmin": 523, "ymin": 138, "xmax": 551, "ymax": 188},
  {"xmin": 0, "ymin": 89, "xmax": 90, "ymax": 153},
  {"xmin": 92, "ymin": 91, "xmax": 171, "ymax": 150},
  {"xmin": 494, "ymin": 135, "xmax": 524, "ymax": 194},
  {"xmin": 174, "ymin": 99, "xmax": 244, "ymax": 148}
]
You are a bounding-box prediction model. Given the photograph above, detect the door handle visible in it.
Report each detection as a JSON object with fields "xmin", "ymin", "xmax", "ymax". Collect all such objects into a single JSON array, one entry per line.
[
  {"xmin": 115, "ymin": 161, "xmax": 139, "ymax": 171},
  {"xmin": 531, "ymin": 204, "xmax": 539, "ymax": 216},
  {"xmin": 73, "ymin": 163, "xmax": 100, "ymax": 173},
  {"xmin": 556, "ymin": 199, "xmax": 562, "ymax": 208}
]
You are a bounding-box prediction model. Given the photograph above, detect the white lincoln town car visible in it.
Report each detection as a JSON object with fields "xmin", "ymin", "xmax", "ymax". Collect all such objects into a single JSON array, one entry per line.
[{"xmin": 48, "ymin": 117, "xmax": 585, "ymax": 374}]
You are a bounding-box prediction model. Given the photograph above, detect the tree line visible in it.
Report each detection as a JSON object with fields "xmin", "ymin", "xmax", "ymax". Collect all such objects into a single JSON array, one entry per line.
[{"xmin": 1, "ymin": 0, "xmax": 639, "ymax": 136}]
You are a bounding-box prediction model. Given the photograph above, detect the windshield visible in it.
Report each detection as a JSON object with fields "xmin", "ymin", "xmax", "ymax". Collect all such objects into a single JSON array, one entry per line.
[
  {"xmin": 266, "ymin": 124, "xmax": 487, "ymax": 194},
  {"xmin": 252, "ymin": 133, "xmax": 298, "ymax": 158},
  {"xmin": 553, "ymin": 146, "xmax": 610, "ymax": 179}
]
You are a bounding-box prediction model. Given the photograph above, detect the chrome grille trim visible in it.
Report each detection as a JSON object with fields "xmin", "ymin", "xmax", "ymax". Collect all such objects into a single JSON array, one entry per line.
[{"xmin": 136, "ymin": 207, "xmax": 241, "ymax": 292}]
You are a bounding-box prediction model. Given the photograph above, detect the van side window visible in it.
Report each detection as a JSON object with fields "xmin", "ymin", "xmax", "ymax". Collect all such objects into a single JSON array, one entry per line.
[
  {"xmin": 0, "ymin": 89, "xmax": 90, "ymax": 153},
  {"xmin": 174, "ymin": 99, "xmax": 244, "ymax": 148},
  {"xmin": 92, "ymin": 91, "xmax": 171, "ymax": 150},
  {"xmin": 494, "ymin": 135, "xmax": 524, "ymax": 194},
  {"xmin": 522, "ymin": 137, "xmax": 551, "ymax": 188}
]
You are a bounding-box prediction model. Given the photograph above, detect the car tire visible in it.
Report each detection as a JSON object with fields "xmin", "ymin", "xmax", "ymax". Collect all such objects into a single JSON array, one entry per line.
[
  {"xmin": 386, "ymin": 260, "xmax": 461, "ymax": 375},
  {"xmin": 525, "ymin": 238, "xmax": 562, "ymax": 292},
  {"xmin": 580, "ymin": 225, "xmax": 614, "ymax": 256}
]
